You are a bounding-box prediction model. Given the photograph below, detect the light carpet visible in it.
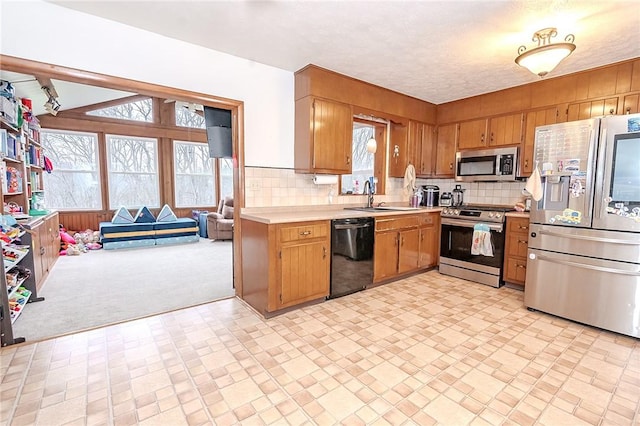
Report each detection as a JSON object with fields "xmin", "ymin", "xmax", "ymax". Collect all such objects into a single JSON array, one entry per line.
[{"xmin": 12, "ymin": 238, "xmax": 235, "ymax": 342}]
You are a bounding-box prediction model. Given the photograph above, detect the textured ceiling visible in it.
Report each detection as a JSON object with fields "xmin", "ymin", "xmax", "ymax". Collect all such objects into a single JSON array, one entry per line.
[{"xmin": 43, "ymin": 1, "xmax": 640, "ymax": 104}]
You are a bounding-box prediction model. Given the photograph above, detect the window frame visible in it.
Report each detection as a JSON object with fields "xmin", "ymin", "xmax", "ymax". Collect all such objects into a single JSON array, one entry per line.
[
  {"xmin": 172, "ymin": 140, "xmax": 216, "ymax": 208},
  {"xmin": 106, "ymin": 134, "xmax": 160, "ymax": 209},
  {"xmin": 340, "ymin": 117, "xmax": 387, "ymax": 196},
  {"xmin": 40, "ymin": 128, "xmax": 103, "ymax": 211}
]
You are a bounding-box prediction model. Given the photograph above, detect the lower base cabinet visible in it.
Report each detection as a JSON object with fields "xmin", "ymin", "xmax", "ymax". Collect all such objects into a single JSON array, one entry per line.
[
  {"xmin": 374, "ymin": 212, "xmax": 440, "ymax": 283},
  {"xmin": 25, "ymin": 212, "xmax": 61, "ymax": 291},
  {"xmin": 503, "ymin": 215, "xmax": 529, "ymax": 288},
  {"xmin": 241, "ymin": 219, "xmax": 330, "ymax": 315}
]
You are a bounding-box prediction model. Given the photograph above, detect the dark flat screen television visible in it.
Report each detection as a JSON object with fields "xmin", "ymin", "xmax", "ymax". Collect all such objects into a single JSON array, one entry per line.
[{"xmin": 204, "ymin": 106, "xmax": 232, "ymax": 158}]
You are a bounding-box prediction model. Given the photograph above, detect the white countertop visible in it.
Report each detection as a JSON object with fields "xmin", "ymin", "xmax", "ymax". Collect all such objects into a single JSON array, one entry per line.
[
  {"xmin": 241, "ymin": 205, "xmax": 442, "ymax": 224},
  {"xmin": 505, "ymin": 211, "xmax": 530, "ymax": 218}
]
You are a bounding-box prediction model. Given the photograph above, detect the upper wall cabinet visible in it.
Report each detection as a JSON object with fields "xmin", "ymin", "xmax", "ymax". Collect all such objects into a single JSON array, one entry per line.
[
  {"xmin": 434, "ymin": 123, "xmax": 457, "ymax": 177},
  {"xmin": 388, "ymin": 121, "xmax": 409, "ymax": 178},
  {"xmin": 488, "ymin": 113, "xmax": 524, "ymax": 147},
  {"xmin": 521, "ymin": 107, "xmax": 558, "ymax": 177},
  {"xmin": 410, "ymin": 121, "xmax": 436, "ymax": 177},
  {"xmin": 294, "ymin": 97, "xmax": 353, "ymax": 174},
  {"xmin": 457, "ymin": 118, "xmax": 488, "ymax": 150}
]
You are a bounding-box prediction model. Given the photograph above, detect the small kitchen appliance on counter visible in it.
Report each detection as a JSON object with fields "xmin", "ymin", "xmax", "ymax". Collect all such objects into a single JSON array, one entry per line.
[
  {"xmin": 421, "ymin": 185, "xmax": 439, "ymax": 207},
  {"xmin": 452, "ymin": 185, "xmax": 465, "ymax": 207},
  {"xmin": 440, "ymin": 192, "xmax": 453, "ymax": 206}
]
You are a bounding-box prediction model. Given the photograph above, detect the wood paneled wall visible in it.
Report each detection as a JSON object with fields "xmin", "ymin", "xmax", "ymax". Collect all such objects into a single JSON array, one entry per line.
[
  {"xmin": 437, "ymin": 58, "xmax": 640, "ymax": 124},
  {"xmin": 296, "ymin": 65, "xmax": 438, "ymax": 124}
]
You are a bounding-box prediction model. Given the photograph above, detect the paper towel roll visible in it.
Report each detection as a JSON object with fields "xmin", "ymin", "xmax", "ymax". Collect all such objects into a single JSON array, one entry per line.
[{"xmin": 313, "ymin": 175, "xmax": 338, "ymax": 185}]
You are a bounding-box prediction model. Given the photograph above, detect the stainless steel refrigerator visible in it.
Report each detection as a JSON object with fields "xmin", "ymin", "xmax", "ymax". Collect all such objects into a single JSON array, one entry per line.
[{"xmin": 525, "ymin": 114, "xmax": 640, "ymax": 338}]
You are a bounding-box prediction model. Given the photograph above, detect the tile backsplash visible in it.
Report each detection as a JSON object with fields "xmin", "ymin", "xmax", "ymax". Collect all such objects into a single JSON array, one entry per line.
[{"xmin": 245, "ymin": 167, "xmax": 529, "ymax": 208}]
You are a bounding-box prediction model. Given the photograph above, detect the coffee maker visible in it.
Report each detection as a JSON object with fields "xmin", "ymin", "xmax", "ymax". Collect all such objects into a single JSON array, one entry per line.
[{"xmin": 421, "ymin": 185, "xmax": 439, "ymax": 207}]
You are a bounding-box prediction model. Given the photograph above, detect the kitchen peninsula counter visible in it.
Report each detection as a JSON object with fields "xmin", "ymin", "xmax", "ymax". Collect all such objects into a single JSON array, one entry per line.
[{"xmin": 241, "ymin": 205, "xmax": 442, "ymax": 224}]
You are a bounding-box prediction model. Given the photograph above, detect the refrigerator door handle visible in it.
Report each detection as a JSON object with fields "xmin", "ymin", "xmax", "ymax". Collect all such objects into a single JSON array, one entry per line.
[
  {"xmin": 594, "ymin": 127, "xmax": 607, "ymax": 220},
  {"xmin": 539, "ymin": 228, "xmax": 640, "ymax": 245},
  {"xmin": 535, "ymin": 253, "xmax": 640, "ymax": 276}
]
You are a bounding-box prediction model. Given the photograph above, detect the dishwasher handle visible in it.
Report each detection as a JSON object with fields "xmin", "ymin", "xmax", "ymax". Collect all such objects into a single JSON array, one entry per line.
[{"xmin": 333, "ymin": 223, "xmax": 372, "ymax": 230}]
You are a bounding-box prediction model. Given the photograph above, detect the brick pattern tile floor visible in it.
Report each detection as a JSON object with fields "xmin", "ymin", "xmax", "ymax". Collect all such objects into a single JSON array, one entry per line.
[{"xmin": 1, "ymin": 270, "xmax": 638, "ymax": 425}]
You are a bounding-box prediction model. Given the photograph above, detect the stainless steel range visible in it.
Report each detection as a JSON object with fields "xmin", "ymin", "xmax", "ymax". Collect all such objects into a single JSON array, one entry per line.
[{"xmin": 439, "ymin": 204, "xmax": 512, "ymax": 288}]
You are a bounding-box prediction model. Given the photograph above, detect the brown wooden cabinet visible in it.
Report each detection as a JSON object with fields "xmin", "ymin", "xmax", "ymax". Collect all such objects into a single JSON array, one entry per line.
[
  {"xmin": 565, "ymin": 97, "xmax": 618, "ymax": 122},
  {"xmin": 277, "ymin": 221, "xmax": 330, "ymax": 308},
  {"xmin": 418, "ymin": 213, "xmax": 440, "ymax": 268},
  {"xmin": 622, "ymin": 93, "xmax": 640, "ymax": 115},
  {"xmin": 434, "ymin": 123, "xmax": 457, "ymax": 177},
  {"xmin": 388, "ymin": 121, "xmax": 409, "ymax": 178},
  {"xmin": 409, "ymin": 121, "xmax": 436, "ymax": 177},
  {"xmin": 398, "ymin": 228, "xmax": 420, "ymax": 274},
  {"xmin": 503, "ymin": 215, "xmax": 530, "ymax": 288},
  {"xmin": 28, "ymin": 212, "xmax": 60, "ymax": 291},
  {"xmin": 241, "ymin": 219, "xmax": 330, "ymax": 315},
  {"xmin": 457, "ymin": 118, "xmax": 488, "ymax": 150},
  {"xmin": 373, "ymin": 212, "xmax": 439, "ymax": 283},
  {"xmin": 294, "ymin": 97, "xmax": 353, "ymax": 174},
  {"xmin": 488, "ymin": 113, "xmax": 523, "ymax": 147},
  {"xmin": 521, "ymin": 107, "xmax": 558, "ymax": 177}
]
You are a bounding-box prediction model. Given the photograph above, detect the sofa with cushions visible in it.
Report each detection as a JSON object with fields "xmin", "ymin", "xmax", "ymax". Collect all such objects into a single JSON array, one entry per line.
[
  {"xmin": 207, "ymin": 196, "xmax": 234, "ymax": 240},
  {"xmin": 100, "ymin": 205, "xmax": 199, "ymax": 250}
]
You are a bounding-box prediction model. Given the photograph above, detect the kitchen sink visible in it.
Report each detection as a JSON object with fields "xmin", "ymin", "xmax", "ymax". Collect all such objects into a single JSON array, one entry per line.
[{"xmin": 344, "ymin": 206, "xmax": 421, "ymax": 212}]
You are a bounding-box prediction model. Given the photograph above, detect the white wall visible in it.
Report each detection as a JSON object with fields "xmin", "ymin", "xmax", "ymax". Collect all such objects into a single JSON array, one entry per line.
[{"xmin": 0, "ymin": 0, "xmax": 294, "ymax": 169}]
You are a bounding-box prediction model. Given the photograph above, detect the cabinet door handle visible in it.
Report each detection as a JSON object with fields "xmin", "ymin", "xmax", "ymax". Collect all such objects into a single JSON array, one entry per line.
[
  {"xmin": 518, "ymin": 225, "xmax": 528, "ymax": 230},
  {"xmin": 346, "ymin": 156, "xmax": 351, "ymax": 165},
  {"xmin": 516, "ymin": 264, "xmax": 526, "ymax": 269},
  {"xmin": 449, "ymin": 162, "xmax": 453, "ymax": 170},
  {"xmin": 518, "ymin": 239, "xmax": 528, "ymax": 244},
  {"xmin": 299, "ymin": 230, "xmax": 311, "ymax": 236},
  {"xmin": 323, "ymin": 246, "xmax": 327, "ymax": 259},
  {"xmin": 40, "ymin": 247, "xmax": 45, "ymax": 255},
  {"xmin": 524, "ymin": 159, "xmax": 529, "ymax": 168}
]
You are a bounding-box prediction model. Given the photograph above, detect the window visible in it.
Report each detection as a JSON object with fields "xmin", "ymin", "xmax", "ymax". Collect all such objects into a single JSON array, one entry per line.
[
  {"xmin": 175, "ymin": 103, "xmax": 205, "ymax": 129},
  {"xmin": 219, "ymin": 158, "xmax": 233, "ymax": 198},
  {"xmin": 341, "ymin": 123, "xmax": 375, "ymax": 194},
  {"xmin": 107, "ymin": 135, "xmax": 159, "ymax": 209},
  {"xmin": 87, "ymin": 98, "xmax": 153, "ymax": 122},
  {"xmin": 41, "ymin": 129, "xmax": 102, "ymax": 210},
  {"xmin": 173, "ymin": 141, "xmax": 215, "ymax": 207}
]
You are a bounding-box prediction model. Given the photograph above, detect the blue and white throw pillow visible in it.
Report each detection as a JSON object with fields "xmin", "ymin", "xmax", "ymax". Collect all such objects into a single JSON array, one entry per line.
[
  {"xmin": 112, "ymin": 206, "xmax": 135, "ymax": 224},
  {"xmin": 157, "ymin": 204, "xmax": 177, "ymax": 223},
  {"xmin": 134, "ymin": 206, "xmax": 156, "ymax": 223}
]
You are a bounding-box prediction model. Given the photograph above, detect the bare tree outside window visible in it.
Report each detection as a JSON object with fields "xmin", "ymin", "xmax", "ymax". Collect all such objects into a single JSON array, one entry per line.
[
  {"xmin": 41, "ymin": 129, "xmax": 102, "ymax": 210},
  {"xmin": 341, "ymin": 125, "xmax": 374, "ymax": 194},
  {"xmin": 175, "ymin": 106, "xmax": 205, "ymax": 129},
  {"xmin": 219, "ymin": 158, "xmax": 233, "ymax": 198},
  {"xmin": 87, "ymin": 98, "xmax": 153, "ymax": 122},
  {"xmin": 174, "ymin": 141, "xmax": 215, "ymax": 207},
  {"xmin": 107, "ymin": 135, "xmax": 159, "ymax": 208}
]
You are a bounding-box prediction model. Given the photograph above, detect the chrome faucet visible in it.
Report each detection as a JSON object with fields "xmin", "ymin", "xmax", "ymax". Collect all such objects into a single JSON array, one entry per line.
[{"xmin": 363, "ymin": 179, "xmax": 374, "ymax": 208}]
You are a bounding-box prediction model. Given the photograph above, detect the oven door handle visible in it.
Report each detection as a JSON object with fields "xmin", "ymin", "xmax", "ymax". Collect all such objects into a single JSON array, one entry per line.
[{"xmin": 441, "ymin": 218, "xmax": 503, "ymax": 232}]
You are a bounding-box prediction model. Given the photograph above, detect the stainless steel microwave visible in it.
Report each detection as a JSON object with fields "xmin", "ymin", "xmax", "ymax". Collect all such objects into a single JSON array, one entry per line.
[{"xmin": 455, "ymin": 147, "xmax": 518, "ymax": 182}]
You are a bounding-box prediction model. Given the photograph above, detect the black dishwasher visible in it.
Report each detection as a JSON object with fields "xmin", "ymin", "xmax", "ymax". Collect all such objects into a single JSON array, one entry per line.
[{"xmin": 329, "ymin": 217, "xmax": 374, "ymax": 299}]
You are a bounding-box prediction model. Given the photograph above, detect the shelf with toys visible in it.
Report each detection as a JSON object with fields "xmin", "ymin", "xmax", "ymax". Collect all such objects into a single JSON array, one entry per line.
[{"xmin": 0, "ymin": 79, "xmax": 50, "ymax": 346}]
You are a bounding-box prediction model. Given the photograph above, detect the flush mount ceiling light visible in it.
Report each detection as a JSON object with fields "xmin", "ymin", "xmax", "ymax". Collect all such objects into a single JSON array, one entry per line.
[{"xmin": 515, "ymin": 27, "xmax": 576, "ymax": 77}]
